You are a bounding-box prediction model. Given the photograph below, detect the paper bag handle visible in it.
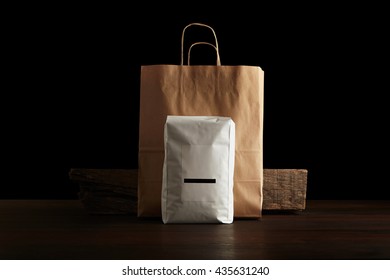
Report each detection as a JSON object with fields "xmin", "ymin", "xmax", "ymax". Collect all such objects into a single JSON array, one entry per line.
[
  {"xmin": 187, "ymin": 42, "xmax": 220, "ymax": 66},
  {"xmin": 181, "ymin": 22, "xmax": 221, "ymax": 66}
]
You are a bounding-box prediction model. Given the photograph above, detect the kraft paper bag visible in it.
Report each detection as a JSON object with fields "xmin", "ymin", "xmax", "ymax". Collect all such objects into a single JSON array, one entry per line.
[
  {"xmin": 138, "ymin": 22, "xmax": 264, "ymax": 218},
  {"xmin": 162, "ymin": 116, "xmax": 235, "ymax": 224}
]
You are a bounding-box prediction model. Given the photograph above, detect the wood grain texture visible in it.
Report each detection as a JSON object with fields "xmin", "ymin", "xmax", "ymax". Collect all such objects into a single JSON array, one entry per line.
[
  {"xmin": 263, "ymin": 169, "xmax": 307, "ymax": 210},
  {"xmin": 1, "ymin": 200, "xmax": 389, "ymax": 260},
  {"xmin": 70, "ymin": 169, "xmax": 138, "ymax": 214},
  {"xmin": 69, "ymin": 168, "xmax": 307, "ymax": 214}
]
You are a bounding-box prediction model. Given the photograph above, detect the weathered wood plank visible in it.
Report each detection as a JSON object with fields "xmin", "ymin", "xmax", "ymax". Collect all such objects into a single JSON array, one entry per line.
[
  {"xmin": 263, "ymin": 169, "xmax": 307, "ymax": 210},
  {"xmin": 69, "ymin": 168, "xmax": 307, "ymax": 214}
]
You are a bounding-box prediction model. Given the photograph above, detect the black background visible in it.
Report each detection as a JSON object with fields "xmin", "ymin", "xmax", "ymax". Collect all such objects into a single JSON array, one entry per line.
[{"xmin": 2, "ymin": 3, "xmax": 388, "ymax": 200}]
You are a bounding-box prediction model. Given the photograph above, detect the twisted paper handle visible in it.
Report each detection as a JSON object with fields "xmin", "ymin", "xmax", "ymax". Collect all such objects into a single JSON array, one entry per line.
[
  {"xmin": 187, "ymin": 42, "xmax": 219, "ymax": 65},
  {"xmin": 181, "ymin": 22, "xmax": 221, "ymax": 66}
]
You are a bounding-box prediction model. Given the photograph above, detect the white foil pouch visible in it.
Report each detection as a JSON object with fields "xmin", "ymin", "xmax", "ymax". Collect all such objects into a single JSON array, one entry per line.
[{"xmin": 162, "ymin": 116, "xmax": 235, "ymax": 224}]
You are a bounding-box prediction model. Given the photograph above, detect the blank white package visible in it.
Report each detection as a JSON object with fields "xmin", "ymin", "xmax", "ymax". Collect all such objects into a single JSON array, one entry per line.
[{"xmin": 162, "ymin": 116, "xmax": 235, "ymax": 224}]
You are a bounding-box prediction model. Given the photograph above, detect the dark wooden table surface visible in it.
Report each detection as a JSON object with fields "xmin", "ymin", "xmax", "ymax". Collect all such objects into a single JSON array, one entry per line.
[{"xmin": 1, "ymin": 200, "xmax": 389, "ymax": 260}]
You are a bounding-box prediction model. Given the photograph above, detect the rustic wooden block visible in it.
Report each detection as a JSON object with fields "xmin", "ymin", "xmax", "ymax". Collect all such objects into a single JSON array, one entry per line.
[
  {"xmin": 69, "ymin": 168, "xmax": 307, "ymax": 214},
  {"xmin": 70, "ymin": 169, "xmax": 138, "ymax": 215},
  {"xmin": 263, "ymin": 169, "xmax": 307, "ymax": 210}
]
